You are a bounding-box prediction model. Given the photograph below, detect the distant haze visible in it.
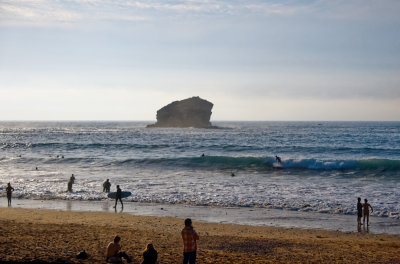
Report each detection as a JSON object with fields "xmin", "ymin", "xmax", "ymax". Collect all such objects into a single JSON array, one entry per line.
[{"xmin": 1, "ymin": 0, "xmax": 399, "ymax": 121}]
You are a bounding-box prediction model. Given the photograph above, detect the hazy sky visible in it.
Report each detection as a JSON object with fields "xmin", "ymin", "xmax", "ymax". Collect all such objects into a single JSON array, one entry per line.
[{"xmin": 1, "ymin": 0, "xmax": 399, "ymax": 121}]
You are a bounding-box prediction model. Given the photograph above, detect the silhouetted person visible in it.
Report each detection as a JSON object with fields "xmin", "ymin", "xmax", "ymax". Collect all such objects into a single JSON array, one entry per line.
[
  {"xmin": 35, "ymin": 167, "xmax": 38, "ymax": 171},
  {"xmin": 106, "ymin": 235, "xmax": 131, "ymax": 263},
  {"xmin": 275, "ymin": 155, "xmax": 282, "ymax": 164},
  {"xmin": 357, "ymin": 197, "xmax": 363, "ymax": 226},
  {"xmin": 6, "ymin": 183, "xmax": 14, "ymax": 207},
  {"xmin": 103, "ymin": 179, "xmax": 111, "ymax": 193},
  {"xmin": 142, "ymin": 243, "xmax": 158, "ymax": 264},
  {"xmin": 67, "ymin": 174, "xmax": 75, "ymax": 192},
  {"xmin": 113, "ymin": 185, "xmax": 123, "ymax": 209},
  {"xmin": 182, "ymin": 218, "xmax": 199, "ymax": 264},
  {"xmin": 363, "ymin": 199, "xmax": 373, "ymax": 226},
  {"xmin": 201, "ymin": 153, "xmax": 205, "ymax": 157}
]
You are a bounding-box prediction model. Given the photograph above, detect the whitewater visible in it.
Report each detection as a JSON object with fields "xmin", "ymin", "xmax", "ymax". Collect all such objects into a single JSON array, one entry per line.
[{"xmin": 0, "ymin": 121, "xmax": 399, "ymax": 219}]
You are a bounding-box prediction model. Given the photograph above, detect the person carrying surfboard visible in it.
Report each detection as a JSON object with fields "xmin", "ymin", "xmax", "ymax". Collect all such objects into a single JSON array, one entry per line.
[{"xmin": 113, "ymin": 185, "xmax": 123, "ymax": 209}]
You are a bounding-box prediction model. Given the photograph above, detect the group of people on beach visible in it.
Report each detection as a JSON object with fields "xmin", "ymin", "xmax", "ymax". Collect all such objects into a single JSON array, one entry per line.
[
  {"xmin": 105, "ymin": 218, "xmax": 199, "ymax": 264},
  {"xmin": 4, "ymin": 175, "xmax": 123, "ymax": 209},
  {"xmin": 67, "ymin": 176, "xmax": 124, "ymax": 209},
  {"xmin": 357, "ymin": 197, "xmax": 374, "ymax": 226}
]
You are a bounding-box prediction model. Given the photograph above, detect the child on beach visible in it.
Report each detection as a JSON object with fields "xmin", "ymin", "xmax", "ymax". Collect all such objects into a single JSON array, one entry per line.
[
  {"xmin": 142, "ymin": 243, "xmax": 158, "ymax": 264},
  {"xmin": 106, "ymin": 235, "xmax": 132, "ymax": 263},
  {"xmin": 6, "ymin": 183, "xmax": 14, "ymax": 207},
  {"xmin": 363, "ymin": 199, "xmax": 374, "ymax": 226},
  {"xmin": 357, "ymin": 197, "xmax": 363, "ymax": 225}
]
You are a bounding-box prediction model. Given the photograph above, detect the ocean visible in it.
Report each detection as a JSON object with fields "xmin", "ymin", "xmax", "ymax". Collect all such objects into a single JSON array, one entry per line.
[{"xmin": 1, "ymin": 121, "xmax": 399, "ymax": 219}]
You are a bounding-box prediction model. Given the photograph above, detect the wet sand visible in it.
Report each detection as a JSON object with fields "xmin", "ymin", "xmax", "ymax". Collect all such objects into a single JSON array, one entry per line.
[
  {"xmin": 4, "ymin": 199, "xmax": 400, "ymax": 235},
  {"xmin": 1, "ymin": 207, "xmax": 400, "ymax": 263}
]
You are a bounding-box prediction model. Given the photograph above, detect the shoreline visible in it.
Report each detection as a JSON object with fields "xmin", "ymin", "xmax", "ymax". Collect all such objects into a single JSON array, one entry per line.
[
  {"xmin": 2, "ymin": 198, "xmax": 400, "ymax": 235},
  {"xmin": 1, "ymin": 207, "xmax": 400, "ymax": 263}
]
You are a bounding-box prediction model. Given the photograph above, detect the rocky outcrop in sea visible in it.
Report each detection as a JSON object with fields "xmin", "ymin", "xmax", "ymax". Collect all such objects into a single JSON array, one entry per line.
[{"xmin": 147, "ymin": 96, "xmax": 216, "ymax": 128}]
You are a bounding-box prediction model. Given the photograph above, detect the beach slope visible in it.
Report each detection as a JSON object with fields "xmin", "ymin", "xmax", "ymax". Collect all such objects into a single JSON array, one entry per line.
[{"xmin": 0, "ymin": 208, "xmax": 399, "ymax": 263}]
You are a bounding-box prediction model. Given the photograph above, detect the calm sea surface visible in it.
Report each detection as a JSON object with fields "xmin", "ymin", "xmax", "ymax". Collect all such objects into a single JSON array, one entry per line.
[{"xmin": 1, "ymin": 121, "xmax": 399, "ymax": 218}]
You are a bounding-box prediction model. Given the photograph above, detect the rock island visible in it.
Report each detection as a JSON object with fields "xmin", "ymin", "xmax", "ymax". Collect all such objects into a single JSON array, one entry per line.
[{"xmin": 147, "ymin": 96, "xmax": 216, "ymax": 128}]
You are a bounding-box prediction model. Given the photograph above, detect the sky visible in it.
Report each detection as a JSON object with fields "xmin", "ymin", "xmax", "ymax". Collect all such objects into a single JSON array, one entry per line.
[{"xmin": 0, "ymin": 0, "xmax": 399, "ymax": 121}]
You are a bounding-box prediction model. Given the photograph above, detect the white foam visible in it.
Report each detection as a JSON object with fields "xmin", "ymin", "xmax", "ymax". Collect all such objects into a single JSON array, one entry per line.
[{"xmin": 1, "ymin": 164, "xmax": 399, "ymax": 219}]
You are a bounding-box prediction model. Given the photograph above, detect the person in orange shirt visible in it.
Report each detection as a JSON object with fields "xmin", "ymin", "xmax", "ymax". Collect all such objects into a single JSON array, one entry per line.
[
  {"xmin": 105, "ymin": 235, "xmax": 132, "ymax": 263},
  {"xmin": 181, "ymin": 218, "xmax": 199, "ymax": 264}
]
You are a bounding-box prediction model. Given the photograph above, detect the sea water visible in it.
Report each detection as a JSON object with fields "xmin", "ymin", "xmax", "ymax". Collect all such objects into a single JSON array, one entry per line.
[{"xmin": 0, "ymin": 121, "xmax": 399, "ymax": 219}]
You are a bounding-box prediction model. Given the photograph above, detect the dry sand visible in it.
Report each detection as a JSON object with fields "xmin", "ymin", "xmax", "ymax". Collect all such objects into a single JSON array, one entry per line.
[{"xmin": 0, "ymin": 207, "xmax": 399, "ymax": 263}]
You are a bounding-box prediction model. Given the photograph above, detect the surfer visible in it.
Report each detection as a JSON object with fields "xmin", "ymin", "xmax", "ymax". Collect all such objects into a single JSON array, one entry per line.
[
  {"xmin": 6, "ymin": 182, "xmax": 14, "ymax": 207},
  {"xmin": 103, "ymin": 179, "xmax": 111, "ymax": 193},
  {"xmin": 363, "ymin": 199, "xmax": 373, "ymax": 226},
  {"xmin": 357, "ymin": 197, "xmax": 363, "ymax": 226},
  {"xmin": 275, "ymin": 155, "xmax": 282, "ymax": 164},
  {"xmin": 113, "ymin": 185, "xmax": 123, "ymax": 209},
  {"xmin": 67, "ymin": 174, "xmax": 75, "ymax": 192}
]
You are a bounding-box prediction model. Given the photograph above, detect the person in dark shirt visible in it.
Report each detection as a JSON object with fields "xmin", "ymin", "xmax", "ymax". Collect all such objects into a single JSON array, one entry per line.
[
  {"xmin": 103, "ymin": 179, "xmax": 111, "ymax": 193},
  {"xmin": 357, "ymin": 197, "xmax": 363, "ymax": 226},
  {"xmin": 142, "ymin": 243, "xmax": 158, "ymax": 264},
  {"xmin": 113, "ymin": 185, "xmax": 123, "ymax": 209},
  {"xmin": 275, "ymin": 155, "xmax": 282, "ymax": 164},
  {"xmin": 67, "ymin": 174, "xmax": 75, "ymax": 192},
  {"xmin": 6, "ymin": 183, "xmax": 14, "ymax": 207}
]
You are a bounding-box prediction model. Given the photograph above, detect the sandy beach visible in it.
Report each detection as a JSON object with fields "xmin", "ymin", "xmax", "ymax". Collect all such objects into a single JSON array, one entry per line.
[{"xmin": 1, "ymin": 207, "xmax": 400, "ymax": 263}]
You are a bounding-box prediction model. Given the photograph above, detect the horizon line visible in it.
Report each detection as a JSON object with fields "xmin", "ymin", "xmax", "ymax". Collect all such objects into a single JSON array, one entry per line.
[{"xmin": 0, "ymin": 120, "xmax": 399, "ymax": 123}]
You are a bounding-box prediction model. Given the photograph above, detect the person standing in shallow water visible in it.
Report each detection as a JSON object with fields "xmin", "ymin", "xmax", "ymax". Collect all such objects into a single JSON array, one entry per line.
[
  {"xmin": 67, "ymin": 174, "xmax": 75, "ymax": 192},
  {"xmin": 357, "ymin": 197, "xmax": 363, "ymax": 226},
  {"xmin": 363, "ymin": 199, "xmax": 374, "ymax": 226},
  {"xmin": 113, "ymin": 185, "xmax": 123, "ymax": 209},
  {"xmin": 103, "ymin": 179, "xmax": 111, "ymax": 193},
  {"xmin": 6, "ymin": 183, "xmax": 14, "ymax": 207},
  {"xmin": 182, "ymin": 218, "xmax": 199, "ymax": 264}
]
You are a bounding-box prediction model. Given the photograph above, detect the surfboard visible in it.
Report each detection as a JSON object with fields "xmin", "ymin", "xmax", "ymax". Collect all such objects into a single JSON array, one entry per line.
[
  {"xmin": 273, "ymin": 162, "xmax": 283, "ymax": 169},
  {"xmin": 108, "ymin": 191, "xmax": 131, "ymax": 199}
]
